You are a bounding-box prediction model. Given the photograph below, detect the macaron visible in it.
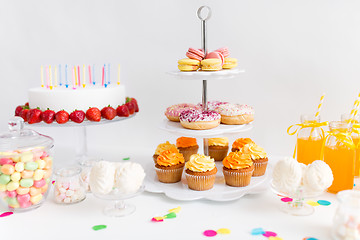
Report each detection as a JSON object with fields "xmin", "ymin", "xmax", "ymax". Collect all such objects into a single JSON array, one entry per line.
[
  {"xmin": 205, "ymin": 51, "xmax": 224, "ymax": 65},
  {"xmin": 186, "ymin": 48, "xmax": 205, "ymax": 61},
  {"xmin": 178, "ymin": 58, "xmax": 200, "ymax": 71},
  {"xmin": 215, "ymin": 47, "xmax": 230, "ymax": 58},
  {"xmin": 201, "ymin": 59, "xmax": 222, "ymax": 71},
  {"xmin": 223, "ymin": 57, "xmax": 238, "ymax": 69}
]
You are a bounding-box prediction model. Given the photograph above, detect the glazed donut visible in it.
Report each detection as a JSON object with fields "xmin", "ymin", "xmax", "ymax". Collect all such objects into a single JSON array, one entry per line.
[
  {"xmin": 197, "ymin": 100, "xmax": 228, "ymax": 111},
  {"xmin": 179, "ymin": 109, "xmax": 221, "ymax": 130},
  {"xmin": 165, "ymin": 103, "xmax": 200, "ymax": 122},
  {"xmin": 215, "ymin": 103, "xmax": 254, "ymax": 125}
]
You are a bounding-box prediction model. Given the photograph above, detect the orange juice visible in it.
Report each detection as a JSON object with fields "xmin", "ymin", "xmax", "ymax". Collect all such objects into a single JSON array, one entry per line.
[
  {"xmin": 352, "ymin": 136, "xmax": 360, "ymax": 177},
  {"xmin": 296, "ymin": 137, "xmax": 324, "ymax": 165},
  {"xmin": 324, "ymin": 145, "xmax": 355, "ymax": 193}
]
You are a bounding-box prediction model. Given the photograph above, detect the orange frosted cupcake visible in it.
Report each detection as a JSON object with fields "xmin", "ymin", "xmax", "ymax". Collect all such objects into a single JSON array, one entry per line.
[
  {"xmin": 153, "ymin": 141, "xmax": 178, "ymax": 163},
  {"xmin": 208, "ymin": 137, "xmax": 229, "ymax": 161},
  {"xmin": 176, "ymin": 137, "xmax": 199, "ymax": 162},
  {"xmin": 231, "ymin": 138, "xmax": 255, "ymax": 152},
  {"xmin": 242, "ymin": 143, "xmax": 268, "ymax": 177},
  {"xmin": 222, "ymin": 151, "xmax": 254, "ymax": 187},
  {"xmin": 184, "ymin": 154, "xmax": 217, "ymax": 191},
  {"xmin": 155, "ymin": 149, "xmax": 185, "ymax": 183}
]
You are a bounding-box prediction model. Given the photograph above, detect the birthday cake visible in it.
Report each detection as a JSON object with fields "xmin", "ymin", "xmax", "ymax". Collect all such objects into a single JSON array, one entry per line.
[{"xmin": 28, "ymin": 85, "xmax": 126, "ymax": 113}]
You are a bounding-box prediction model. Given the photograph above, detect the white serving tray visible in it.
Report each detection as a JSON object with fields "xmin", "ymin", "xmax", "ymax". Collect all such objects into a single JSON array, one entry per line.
[{"xmin": 167, "ymin": 68, "xmax": 245, "ymax": 80}]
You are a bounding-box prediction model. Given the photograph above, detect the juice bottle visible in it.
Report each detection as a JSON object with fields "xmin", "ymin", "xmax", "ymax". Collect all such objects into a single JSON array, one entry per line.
[
  {"xmin": 295, "ymin": 115, "xmax": 325, "ymax": 165},
  {"xmin": 324, "ymin": 121, "xmax": 355, "ymax": 193}
]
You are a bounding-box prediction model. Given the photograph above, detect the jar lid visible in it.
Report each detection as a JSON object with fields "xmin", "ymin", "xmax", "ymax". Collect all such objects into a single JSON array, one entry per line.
[{"xmin": 0, "ymin": 117, "xmax": 54, "ymax": 152}]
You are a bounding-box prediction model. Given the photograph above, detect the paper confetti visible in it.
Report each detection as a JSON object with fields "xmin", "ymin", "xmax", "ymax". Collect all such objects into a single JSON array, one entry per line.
[
  {"xmin": 317, "ymin": 200, "xmax": 331, "ymax": 206},
  {"xmin": 164, "ymin": 212, "xmax": 176, "ymax": 219},
  {"xmin": 203, "ymin": 230, "xmax": 217, "ymax": 237},
  {"xmin": 92, "ymin": 225, "xmax": 107, "ymax": 231},
  {"xmin": 269, "ymin": 237, "xmax": 283, "ymax": 240},
  {"xmin": 281, "ymin": 197, "xmax": 293, "ymax": 202},
  {"xmin": 306, "ymin": 200, "xmax": 320, "ymax": 207},
  {"xmin": 122, "ymin": 157, "xmax": 130, "ymax": 160},
  {"xmin": 263, "ymin": 231, "xmax": 277, "ymax": 237},
  {"xmin": 51, "ymin": 180, "xmax": 55, "ymax": 185},
  {"xmin": 151, "ymin": 217, "xmax": 164, "ymax": 222},
  {"xmin": 303, "ymin": 238, "xmax": 319, "ymax": 240},
  {"xmin": 168, "ymin": 206, "xmax": 181, "ymax": 213},
  {"xmin": 251, "ymin": 228, "xmax": 265, "ymax": 235},
  {"xmin": 217, "ymin": 228, "xmax": 231, "ymax": 234},
  {"xmin": 0, "ymin": 212, "xmax": 13, "ymax": 217}
]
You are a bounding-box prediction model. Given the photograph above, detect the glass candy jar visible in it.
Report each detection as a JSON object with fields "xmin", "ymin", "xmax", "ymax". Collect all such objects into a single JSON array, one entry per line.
[{"xmin": 0, "ymin": 117, "xmax": 54, "ymax": 211}]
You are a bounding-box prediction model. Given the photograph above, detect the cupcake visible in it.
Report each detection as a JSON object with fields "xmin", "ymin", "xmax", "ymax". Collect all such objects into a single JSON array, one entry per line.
[
  {"xmin": 184, "ymin": 154, "xmax": 217, "ymax": 191},
  {"xmin": 153, "ymin": 141, "xmax": 178, "ymax": 163},
  {"xmin": 242, "ymin": 143, "xmax": 268, "ymax": 177},
  {"xmin": 155, "ymin": 150, "xmax": 185, "ymax": 183},
  {"xmin": 208, "ymin": 137, "xmax": 229, "ymax": 161},
  {"xmin": 222, "ymin": 151, "xmax": 254, "ymax": 187},
  {"xmin": 231, "ymin": 138, "xmax": 255, "ymax": 152},
  {"xmin": 176, "ymin": 137, "xmax": 199, "ymax": 162}
]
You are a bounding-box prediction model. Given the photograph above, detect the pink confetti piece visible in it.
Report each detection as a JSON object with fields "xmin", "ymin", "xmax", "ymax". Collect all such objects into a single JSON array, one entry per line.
[
  {"xmin": 263, "ymin": 231, "xmax": 277, "ymax": 237},
  {"xmin": 0, "ymin": 212, "xmax": 13, "ymax": 217},
  {"xmin": 281, "ymin": 197, "xmax": 293, "ymax": 202},
  {"xmin": 151, "ymin": 217, "xmax": 163, "ymax": 222},
  {"xmin": 52, "ymin": 181, "xmax": 55, "ymax": 185},
  {"xmin": 203, "ymin": 230, "xmax": 217, "ymax": 237}
]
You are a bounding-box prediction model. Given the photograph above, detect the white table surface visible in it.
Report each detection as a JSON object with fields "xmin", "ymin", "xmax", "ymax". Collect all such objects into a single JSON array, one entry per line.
[{"xmin": 0, "ymin": 146, "xmax": 338, "ymax": 240}]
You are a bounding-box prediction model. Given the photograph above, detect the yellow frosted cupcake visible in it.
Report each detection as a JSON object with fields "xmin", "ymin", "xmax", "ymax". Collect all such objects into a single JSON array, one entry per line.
[
  {"xmin": 176, "ymin": 137, "xmax": 199, "ymax": 162},
  {"xmin": 208, "ymin": 137, "xmax": 229, "ymax": 161},
  {"xmin": 185, "ymin": 154, "xmax": 217, "ymax": 191},
  {"xmin": 155, "ymin": 149, "xmax": 185, "ymax": 183},
  {"xmin": 222, "ymin": 151, "xmax": 254, "ymax": 187},
  {"xmin": 153, "ymin": 141, "xmax": 178, "ymax": 163},
  {"xmin": 242, "ymin": 143, "xmax": 268, "ymax": 177},
  {"xmin": 231, "ymin": 138, "xmax": 255, "ymax": 152}
]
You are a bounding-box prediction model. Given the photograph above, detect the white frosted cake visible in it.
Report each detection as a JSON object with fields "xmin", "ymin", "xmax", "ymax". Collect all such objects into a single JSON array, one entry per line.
[{"xmin": 28, "ymin": 85, "xmax": 126, "ymax": 112}]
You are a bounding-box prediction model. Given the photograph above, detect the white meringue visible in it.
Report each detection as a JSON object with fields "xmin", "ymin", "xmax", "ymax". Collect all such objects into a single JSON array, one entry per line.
[
  {"xmin": 272, "ymin": 157, "xmax": 303, "ymax": 194},
  {"xmin": 89, "ymin": 161, "xmax": 116, "ymax": 195},
  {"xmin": 303, "ymin": 160, "xmax": 333, "ymax": 193},
  {"xmin": 114, "ymin": 162, "xmax": 145, "ymax": 194}
]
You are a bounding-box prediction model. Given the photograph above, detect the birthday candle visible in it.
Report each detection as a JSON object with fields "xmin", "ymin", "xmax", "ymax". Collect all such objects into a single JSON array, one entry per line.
[
  {"xmin": 72, "ymin": 66, "xmax": 76, "ymax": 89},
  {"xmin": 108, "ymin": 63, "xmax": 110, "ymax": 85},
  {"xmin": 77, "ymin": 66, "xmax": 80, "ymax": 87},
  {"xmin": 88, "ymin": 65, "xmax": 91, "ymax": 85},
  {"xmin": 41, "ymin": 65, "xmax": 44, "ymax": 87},
  {"xmin": 74, "ymin": 66, "xmax": 77, "ymax": 87},
  {"xmin": 49, "ymin": 65, "xmax": 53, "ymax": 90},
  {"xmin": 54, "ymin": 66, "xmax": 58, "ymax": 88},
  {"xmin": 83, "ymin": 64, "xmax": 86, "ymax": 88},
  {"xmin": 92, "ymin": 64, "xmax": 95, "ymax": 85},
  {"xmin": 117, "ymin": 64, "xmax": 120, "ymax": 85},
  {"xmin": 102, "ymin": 65, "xmax": 105, "ymax": 87},
  {"xmin": 59, "ymin": 64, "xmax": 62, "ymax": 86},
  {"xmin": 46, "ymin": 66, "xmax": 49, "ymax": 88},
  {"xmin": 65, "ymin": 64, "xmax": 69, "ymax": 88}
]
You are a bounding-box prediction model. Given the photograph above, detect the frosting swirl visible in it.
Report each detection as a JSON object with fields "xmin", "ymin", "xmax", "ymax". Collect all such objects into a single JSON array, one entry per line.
[
  {"xmin": 154, "ymin": 141, "xmax": 178, "ymax": 155},
  {"xmin": 185, "ymin": 154, "xmax": 215, "ymax": 172},
  {"xmin": 157, "ymin": 150, "xmax": 185, "ymax": 166},
  {"xmin": 208, "ymin": 137, "xmax": 229, "ymax": 147},
  {"xmin": 232, "ymin": 138, "xmax": 254, "ymax": 150},
  {"xmin": 176, "ymin": 137, "xmax": 197, "ymax": 148},
  {"xmin": 222, "ymin": 151, "xmax": 253, "ymax": 170},
  {"xmin": 179, "ymin": 109, "xmax": 221, "ymax": 122},
  {"xmin": 242, "ymin": 143, "xmax": 267, "ymax": 160}
]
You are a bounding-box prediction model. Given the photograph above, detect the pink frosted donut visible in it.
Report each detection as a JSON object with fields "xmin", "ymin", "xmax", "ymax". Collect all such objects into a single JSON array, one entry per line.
[
  {"xmin": 165, "ymin": 103, "xmax": 200, "ymax": 122},
  {"xmin": 179, "ymin": 109, "xmax": 221, "ymax": 130},
  {"xmin": 214, "ymin": 103, "xmax": 254, "ymax": 125},
  {"xmin": 197, "ymin": 100, "xmax": 228, "ymax": 111}
]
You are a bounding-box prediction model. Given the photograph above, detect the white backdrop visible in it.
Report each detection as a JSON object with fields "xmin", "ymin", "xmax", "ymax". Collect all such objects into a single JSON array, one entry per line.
[{"xmin": 1, "ymin": 0, "xmax": 360, "ymax": 159}]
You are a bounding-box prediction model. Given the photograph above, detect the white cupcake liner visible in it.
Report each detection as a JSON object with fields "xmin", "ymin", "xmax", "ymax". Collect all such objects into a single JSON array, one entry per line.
[
  {"xmin": 184, "ymin": 172, "xmax": 216, "ymax": 191},
  {"xmin": 223, "ymin": 168, "xmax": 254, "ymax": 187}
]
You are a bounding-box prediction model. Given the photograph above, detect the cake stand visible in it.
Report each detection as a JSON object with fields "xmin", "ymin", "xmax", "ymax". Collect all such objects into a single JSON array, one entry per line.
[{"xmin": 27, "ymin": 114, "xmax": 136, "ymax": 166}]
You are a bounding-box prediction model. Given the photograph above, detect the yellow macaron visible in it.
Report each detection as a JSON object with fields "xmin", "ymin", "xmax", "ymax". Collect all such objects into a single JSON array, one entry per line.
[
  {"xmin": 201, "ymin": 59, "xmax": 222, "ymax": 71},
  {"xmin": 178, "ymin": 58, "xmax": 200, "ymax": 71},
  {"xmin": 222, "ymin": 58, "xmax": 238, "ymax": 69}
]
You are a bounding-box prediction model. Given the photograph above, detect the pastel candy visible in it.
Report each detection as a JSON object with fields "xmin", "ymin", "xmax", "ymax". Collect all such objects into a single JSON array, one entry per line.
[
  {"xmin": 40, "ymin": 184, "xmax": 48, "ymax": 193},
  {"xmin": 15, "ymin": 162, "xmax": 25, "ymax": 172},
  {"xmin": 17, "ymin": 193, "xmax": 30, "ymax": 203},
  {"xmin": 6, "ymin": 181, "xmax": 20, "ymax": 191},
  {"xmin": 6, "ymin": 190, "xmax": 17, "ymax": 198},
  {"xmin": 25, "ymin": 162, "xmax": 38, "ymax": 171},
  {"xmin": 6, "ymin": 197, "xmax": 18, "ymax": 206},
  {"xmin": 21, "ymin": 152, "xmax": 33, "ymax": 162},
  {"xmin": 43, "ymin": 170, "xmax": 52, "ymax": 179},
  {"xmin": 0, "ymin": 184, "xmax": 6, "ymax": 191},
  {"xmin": 0, "ymin": 158, "xmax": 13, "ymax": 165},
  {"xmin": 21, "ymin": 170, "xmax": 34, "ymax": 178},
  {"xmin": 11, "ymin": 172, "xmax": 21, "ymax": 182},
  {"xmin": 19, "ymin": 201, "xmax": 32, "ymax": 208},
  {"xmin": 30, "ymin": 194, "xmax": 42, "ymax": 204},
  {"xmin": 40, "ymin": 152, "xmax": 49, "ymax": 158},
  {"xmin": 33, "ymin": 170, "xmax": 44, "ymax": 181},
  {"xmin": 20, "ymin": 178, "xmax": 34, "ymax": 188},
  {"xmin": 35, "ymin": 160, "xmax": 46, "ymax": 169},
  {"xmin": 0, "ymin": 174, "xmax": 11, "ymax": 185},
  {"xmin": 12, "ymin": 155, "xmax": 20, "ymax": 163},
  {"xmin": 29, "ymin": 187, "xmax": 41, "ymax": 196},
  {"xmin": 33, "ymin": 179, "xmax": 46, "ymax": 188},
  {"xmin": 43, "ymin": 157, "xmax": 52, "ymax": 169},
  {"xmin": 16, "ymin": 187, "xmax": 30, "ymax": 195},
  {"xmin": 1, "ymin": 164, "xmax": 15, "ymax": 175}
]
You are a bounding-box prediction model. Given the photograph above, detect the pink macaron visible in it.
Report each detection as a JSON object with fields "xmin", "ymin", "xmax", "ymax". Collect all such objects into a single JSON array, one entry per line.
[
  {"xmin": 215, "ymin": 47, "xmax": 230, "ymax": 58},
  {"xmin": 205, "ymin": 51, "xmax": 224, "ymax": 65},
  {"xmin": 186, "ymin": 48, "xmax": 205, "ymax": 61}
]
